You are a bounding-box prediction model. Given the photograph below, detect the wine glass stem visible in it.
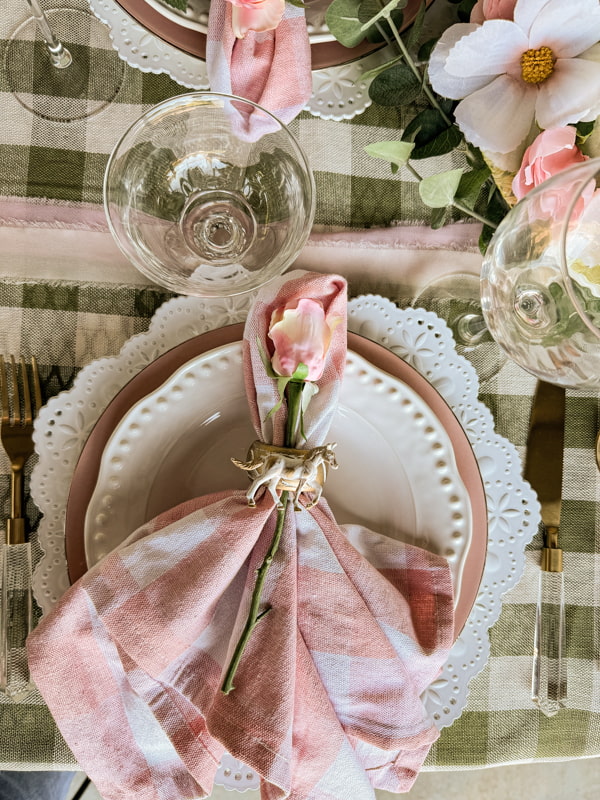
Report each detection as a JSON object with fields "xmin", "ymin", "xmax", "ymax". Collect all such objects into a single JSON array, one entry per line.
[
  {"xmin": 455, "ymin": 313, "xmax": 488, "ymax": 346},
  {"xmin": 26, "ymin": 0, "xmax": 72, "ymax": 69}
]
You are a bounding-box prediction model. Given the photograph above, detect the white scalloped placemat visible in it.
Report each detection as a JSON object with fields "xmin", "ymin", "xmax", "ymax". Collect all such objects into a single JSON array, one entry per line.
[{"xmin": 30, "ymin": 293, "xmax": 539, "ymax": 790}]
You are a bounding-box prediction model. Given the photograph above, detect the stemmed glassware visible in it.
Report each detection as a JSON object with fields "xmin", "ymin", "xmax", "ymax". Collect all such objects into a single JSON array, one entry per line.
[
  {"xmin": 104, "ymin": 92, "xmax": 316, "ymax": 298},
  {"xmin": 481, "ymin": 157, "xmax": 600, "ymax": 390},
  {"xmin": 3, "ymin": 1, "xmax": 125, "ymax": 122}
]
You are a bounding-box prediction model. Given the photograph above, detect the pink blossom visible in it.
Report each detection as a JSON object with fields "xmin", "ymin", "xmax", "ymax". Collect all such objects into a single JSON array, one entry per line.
[
  {"xmin": 512, "ymin": 126, "xmax": 596, "ymax": 218},
  {"xmin": 268, "ymin": 298, "xmax": 333, "ymax": 381},
  {"xmin": 470, "ymin": 0, "xmax": 516, "ymax": 23},
  {"xmin": 226, "ymin": 0, "xmax": 285, "ymax": 39}
]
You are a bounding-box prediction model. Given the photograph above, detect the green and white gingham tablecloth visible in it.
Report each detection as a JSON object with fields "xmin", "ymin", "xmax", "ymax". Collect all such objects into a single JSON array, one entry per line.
[{"xmin": 1, "ymin": 0, "xmax": 599, "ymax": 778}]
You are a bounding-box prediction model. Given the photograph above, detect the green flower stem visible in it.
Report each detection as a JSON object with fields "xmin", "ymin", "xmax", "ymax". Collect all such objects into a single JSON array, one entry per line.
[
  {"xmin": 221, "ymin": 380, "xmax": 305, "ymax": 695},
  {"xmin": 405, "ymin": 162, "xmax": 498, "ymax": 230}
]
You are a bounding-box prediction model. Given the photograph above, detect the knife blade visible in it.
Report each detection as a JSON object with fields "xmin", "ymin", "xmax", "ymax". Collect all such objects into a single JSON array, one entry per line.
[{"xmin": 524, "ymin": 380, "xmax": 567, "ymax": 717}]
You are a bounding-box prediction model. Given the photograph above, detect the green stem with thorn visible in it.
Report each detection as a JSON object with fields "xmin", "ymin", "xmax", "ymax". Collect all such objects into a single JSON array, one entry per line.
[{"xmin": 221, "ymin": 380, "xmax": 304, "ymax": 695}]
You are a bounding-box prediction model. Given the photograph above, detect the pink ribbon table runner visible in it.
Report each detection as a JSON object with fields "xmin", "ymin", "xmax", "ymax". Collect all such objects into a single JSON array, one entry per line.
[{"xmin": 27, "ymin": 271, "xmax": 454, "ymax": 799}]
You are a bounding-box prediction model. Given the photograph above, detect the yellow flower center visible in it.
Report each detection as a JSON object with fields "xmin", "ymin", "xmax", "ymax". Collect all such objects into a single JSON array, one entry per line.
[{"xmin": 520, "ymin": 46, "xmax": 555, "ymax": 84}]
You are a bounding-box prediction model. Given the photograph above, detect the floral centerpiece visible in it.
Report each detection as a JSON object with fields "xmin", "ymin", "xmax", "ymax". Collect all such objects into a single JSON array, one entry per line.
[{"xmin": 160, "ymin": 0, "xmax": 600, "ymax": 250}]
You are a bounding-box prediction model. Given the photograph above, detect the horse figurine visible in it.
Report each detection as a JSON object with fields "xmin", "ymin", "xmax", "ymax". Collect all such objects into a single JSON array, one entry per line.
[{"xmin": 232, "ymin": 441, "xmax": 338, "ymax": 510}]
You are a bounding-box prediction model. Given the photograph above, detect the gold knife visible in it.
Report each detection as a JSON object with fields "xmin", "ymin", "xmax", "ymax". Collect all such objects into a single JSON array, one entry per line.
[{"xmin": 524, "ymin": 380, "xmax": 567, "ymax": 717}]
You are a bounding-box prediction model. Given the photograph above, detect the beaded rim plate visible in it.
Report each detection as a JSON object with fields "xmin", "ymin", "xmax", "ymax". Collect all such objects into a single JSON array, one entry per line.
[{"xmin": 79, "ymin": 343, "xmax": 473, "ymax": 608}]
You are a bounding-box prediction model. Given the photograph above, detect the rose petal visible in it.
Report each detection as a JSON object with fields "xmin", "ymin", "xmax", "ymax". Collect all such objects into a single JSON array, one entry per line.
[
  {"xmin": 528, "ymin": 0, "xmax": 600, "ymax": 58},
  {"xmin": 444, "ymin": 19, "xmax": 528, "ymax": 78},
  {"xmin": 454, "ymin": 74, "xmax": 537, "ymax": 153},
  {"xmin": 231, "ymin": 0, "xmax": 285, "ymax": 38},
  {"xmin": 536, "ymin": 57, "xmax": 600, "ymax": 128},
  {"xmin": 428, "ymin": 24, "xmax": 494, "ymax": 99}
]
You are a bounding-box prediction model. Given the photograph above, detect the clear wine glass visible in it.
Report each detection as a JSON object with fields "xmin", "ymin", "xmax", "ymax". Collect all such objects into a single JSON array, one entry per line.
[
  {"xmin": 104, "ymin": 92, "xmax": 316, "ymax": 298},
  {"xmin": 3, "ymin": 2, "xmax": 125, "ymax": 123},
  {"xmin": 412, "ymin": 272, "xmax": 506, "ymax": 383},
  {"xmin": 481, "ymin": 157, "xmax": 600, "ymax": 390}
]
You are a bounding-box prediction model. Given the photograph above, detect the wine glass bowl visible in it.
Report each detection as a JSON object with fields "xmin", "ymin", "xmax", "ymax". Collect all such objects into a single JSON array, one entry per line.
[
  {"xmin": 481, "ymin": 157, "xmax": 600, "ymax": 390},
  {"xmin": 104, "ymin": 93, "xmax": 316, "ymax": 298}
]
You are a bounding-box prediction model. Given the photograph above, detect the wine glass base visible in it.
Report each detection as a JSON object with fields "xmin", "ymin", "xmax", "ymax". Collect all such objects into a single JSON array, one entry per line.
[
  {"xmin": 4, "ymin": 9, "xmax": 125, "ymax": 123},
  {"xmin": 412, "ymin": 273, "xmax": 506, "ymax": 384}
]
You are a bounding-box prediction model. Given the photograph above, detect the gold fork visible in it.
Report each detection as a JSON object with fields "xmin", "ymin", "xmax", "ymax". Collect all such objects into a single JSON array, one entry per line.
[{"xmin": 0, "ymin": 355, "xmax": 42, "ymax": 701}]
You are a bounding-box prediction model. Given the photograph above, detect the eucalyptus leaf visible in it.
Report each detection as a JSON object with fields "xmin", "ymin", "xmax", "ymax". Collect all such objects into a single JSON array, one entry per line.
[
  {"xmin": 430, "ymin": 206, "xmax": 448, "ymax": 229},
  {"xmin": 159, "ymin": 0, "xmax": 186, "ymax": 10},
  {"xmin": 412, "ymin": 125, "xmax": 462, "ymax": 159},
  {"xmin": 361, "ymin": 55, "xmax": 402, "ymax": 82},
  {"xmin": 364, "ymin": 140, "xmax": 415, "ymax": 168},
  {"xmin": 405, "ymin": 0, "xmax": 427, "ymax": 51},
  {"xmin": 402, "ymin": 105, "xmax": 454, "ymax": 148},
  {"xmin": 325, "ymin": 0, "xmax": 365, "ymax": 47},
  {"xmin": 455, "ymin": 168, "xmax": 490, "ymax": 209},
  {"xmin": 419, "ymin": 169, "xmax": 464, "ymax": 208},
  {"xmin": 369, "ymin": 63, "xmax": 421, "ymax": 107},
  {"xmin": 418, "ymin": 36, "xmax": 439, "ymax": 61}
]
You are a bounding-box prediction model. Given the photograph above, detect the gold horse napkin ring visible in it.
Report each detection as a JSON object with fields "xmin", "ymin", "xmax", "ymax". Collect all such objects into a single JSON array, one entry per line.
[{"xmin": 232, "ymin": 440, "xmax": 338, "ymax": 510}]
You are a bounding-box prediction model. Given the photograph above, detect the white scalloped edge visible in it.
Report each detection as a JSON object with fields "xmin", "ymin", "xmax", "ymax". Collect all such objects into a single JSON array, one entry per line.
[
  {"xmin": 87, "ymin": 0, "xmax": 391, "ymax": 120},
  {"xmin": 30, "ymin": 292, "xmax": 539, "ymax": 789}
]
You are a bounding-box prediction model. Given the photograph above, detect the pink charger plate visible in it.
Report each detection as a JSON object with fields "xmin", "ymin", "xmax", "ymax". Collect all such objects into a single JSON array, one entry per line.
[
  {"xmin": 113, "ymin": 0, "xmax": 433, "ymax": 71},
  {"xmin": 65, "ymin": 325, "xmax": 487, "ymax": 638}
]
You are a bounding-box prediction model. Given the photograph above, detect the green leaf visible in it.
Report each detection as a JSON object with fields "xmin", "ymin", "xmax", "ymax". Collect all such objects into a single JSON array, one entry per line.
[
  {"xmin": 430, "ymin": 206, "xmax": 448, "ymax": 230},
  {"xmin": 405, "ymin": 0, "xmax": 427, "ymax": 50},
  {"xmin": 455, "ymin": 168, "xmax": 491, "ymax": 209},
  {"xmin": 402, "ymin": 106, "xmax": 453, "ymax": 147},
  {"xmin": 412, "ymin": 125, "xmax": 463, "ymax": 159},
  {"xmin": 479, "ymin": 186, "xmax": 510, "ymax": 253},
  {"xmin": 364, "ymin": 140, "xmax": 415, "ymax": 168},
  {"xmin": 286, "ymin": 0, "xmax": 306, "ymax": 6},
  {"xmin": 418, "ymin": 36, "xmax": 439, "ymax": 61},
  {"xmin": 325, "ymin": 0, "xmax": 365, "ymax": 47},
  {"xmin": 361, "ymin": 55, "xmax": 403, "ymax": 82},
  {"xmin": 419, "ymin": 169, "xmax": 464, "ymax": 208},
  {"xmin": 159, "ymin": 0, "xmax": 187, "ymax": 10},
  {"xmin": 291, "ymin": 362, "xmax": 309, "ymax": 381},
  {"xmin": 368, "ymin": 63, "xmax": 422, "ymax": 107}
]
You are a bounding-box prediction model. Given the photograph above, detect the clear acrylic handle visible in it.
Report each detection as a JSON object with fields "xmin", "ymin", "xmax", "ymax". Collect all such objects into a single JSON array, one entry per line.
[
  {"xmin": 531, "ymin": 569, "xmax": 567, "ymax": 717},
  {"xmin": 0, "ymin": 542, "xmax": 36, "ymax": 702}
]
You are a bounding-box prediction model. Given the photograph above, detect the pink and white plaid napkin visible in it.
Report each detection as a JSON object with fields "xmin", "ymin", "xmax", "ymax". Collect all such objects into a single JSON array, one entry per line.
[
  {"xmin": 27, "ymin": 271, "xmax": 454, "ymax": 799},
  {"xmin": 206, "ymin": 0, "xmax": 313, "ymax": 138}
]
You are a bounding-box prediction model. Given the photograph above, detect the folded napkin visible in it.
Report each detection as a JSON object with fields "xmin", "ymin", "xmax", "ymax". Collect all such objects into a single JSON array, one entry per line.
[
  {"xmin": 206, "ymin": 0, "xmax": 313, "ymax": 138},
  {"xmin": 27, "ymin": 271, "xmax": 454, "ymax": 799}
]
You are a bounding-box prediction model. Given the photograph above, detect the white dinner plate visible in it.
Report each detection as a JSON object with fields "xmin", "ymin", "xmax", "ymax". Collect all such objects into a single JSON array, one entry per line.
[{"xmin": 84, "ymin": 344, "xmax": 472, "ymax": 599}]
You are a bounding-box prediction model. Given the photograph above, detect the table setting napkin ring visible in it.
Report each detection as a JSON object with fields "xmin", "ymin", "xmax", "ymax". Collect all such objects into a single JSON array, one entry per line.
[{"xmin": 232, "ymin": 440, "xmax": 338, "ymax": 510}]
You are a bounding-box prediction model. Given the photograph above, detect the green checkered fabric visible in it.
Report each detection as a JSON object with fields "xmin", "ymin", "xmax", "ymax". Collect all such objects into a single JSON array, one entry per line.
[
  {"xmin": 1, "ymin": 0, "xmax": 599, "ymax": 779},
  {"xmin": 0, "ymin": 0, "xmax": 470, "ymax": 230}
]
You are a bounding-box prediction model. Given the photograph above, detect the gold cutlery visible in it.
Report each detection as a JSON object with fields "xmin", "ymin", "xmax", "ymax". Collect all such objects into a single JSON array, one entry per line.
[
  {"xmin": 0, "ymin": 355, "xmax": 42, "ymax": 701},
  {"xmin": 524, "ymin": 380, "xmax": 567, "ymax": 717}
]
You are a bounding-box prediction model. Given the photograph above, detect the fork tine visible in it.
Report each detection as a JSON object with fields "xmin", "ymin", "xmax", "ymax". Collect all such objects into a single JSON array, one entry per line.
[
  {"xmin": 0, "ymin": 355, "xmax": 8, "ymax": 423},
  {"xmin": 31, "ymin": 356, "xmax": 42, "ymax": 414},
  {"xmin": 10, "ymin": 355, "xmax": 20, "ymax": 425},
  {"xmin": 21, "ymin": 357, "xmax": 32, "ymax": 425}
]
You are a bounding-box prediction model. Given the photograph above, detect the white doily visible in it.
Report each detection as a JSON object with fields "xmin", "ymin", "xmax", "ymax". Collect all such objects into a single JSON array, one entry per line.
[
  {"xmin": 88, "ymin": 0, "xmax": 394, "ymax": 121},
  {"xmin": 30, "ymin": 293, "xmax": 539, "ymax": 791}
]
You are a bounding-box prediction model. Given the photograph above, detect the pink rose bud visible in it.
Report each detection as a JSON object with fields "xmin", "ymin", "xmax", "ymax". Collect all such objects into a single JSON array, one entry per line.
[
  {"xmin": 470, "ymin": 0, "xmax": 516, "ymax": 23},
  {"xmin": 512, "ymin": 127, "xmax": 595, "ymax": 219},
  {"xmin": 226, "ymin": 0, "xmax": 285, "ymax": 38},
  {"xmin": 268, "ymin": 298, "xmax": 333, "ymax": 381}
]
